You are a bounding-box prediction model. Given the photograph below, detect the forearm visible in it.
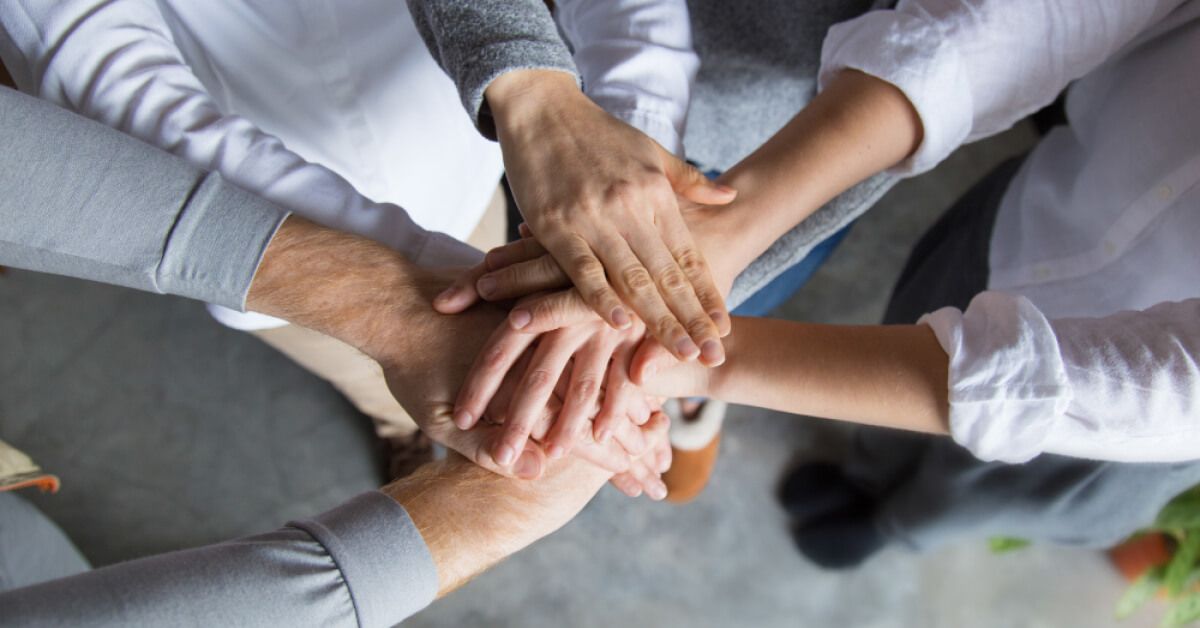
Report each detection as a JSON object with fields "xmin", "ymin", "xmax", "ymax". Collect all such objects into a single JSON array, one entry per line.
[
  {"xmin": 245, "ymin": 217, "xmax": 439, "ymax": 360},
  {"xmin": 691, "ymin": 70, "xmax": 922, "ymax": 286},
  {"xmin": 384, "ymin": 455, "xmax": 610, "ymax": 597},
  {"xmin": 706, "ymin": 317, "xmax": 949, "ymax": 434}
]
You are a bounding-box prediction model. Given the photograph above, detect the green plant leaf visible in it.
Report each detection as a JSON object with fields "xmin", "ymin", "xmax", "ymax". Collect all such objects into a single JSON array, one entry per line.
[
  {"xmin": 988, "ymin": 536, "xmax": 1031, "ymax": 554},
  {"xmin": 1156, "ymin": 490, "xmax": 1200, "ymax": 530},
  {"xmin": 1166, "ymin": 533, "xmax": 1200, "ymax": 598},
  {"xmin": 1161, "ymin": 591, "xmax": 1200, "ymax": 628},
  {"xmin": 1119, "ymin": 566, "xmax": 1166, "ymax": 620}
]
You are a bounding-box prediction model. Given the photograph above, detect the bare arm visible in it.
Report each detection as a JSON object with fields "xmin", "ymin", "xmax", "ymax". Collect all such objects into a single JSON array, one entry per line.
[{"xmin": 644, "ymin": 316, "xmax": 950, "ymax": 435}]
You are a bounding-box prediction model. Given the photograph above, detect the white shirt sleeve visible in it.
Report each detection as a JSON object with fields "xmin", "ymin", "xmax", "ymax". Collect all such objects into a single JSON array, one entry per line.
[
  {"xmin": 0, "ymin": 0, "xmax": 478, "ymax": 270},
  {"xmin": 922, "ymin": 293, "xmax": 1200, "ymax": 464},
  {"xmin": 818, "ymin": 0, "xmax": 1189, "ymax": 175},
  {"xmin": 555, "ymin": 0, "xmax": 698, "ymax": 156}
]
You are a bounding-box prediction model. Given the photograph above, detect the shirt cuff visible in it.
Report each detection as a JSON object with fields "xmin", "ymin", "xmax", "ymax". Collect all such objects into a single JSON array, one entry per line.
[
  {"xmin": 158, "ymin": 174, "xmax": 289, "ymax": 311},
  {"xmin": 415, "ymin": 231, "xmax": 485, "ymax": 268},
  {"xmin": 818, "ymin": 9, "xmax": 973, "ymax": 176},
  {"xmin": 920, "ymin": 292, "xmax": 1074, "ymax": 463},
  {"xmin": 289, "ymin": 491, "xmax": 438, "ymax": 627}
]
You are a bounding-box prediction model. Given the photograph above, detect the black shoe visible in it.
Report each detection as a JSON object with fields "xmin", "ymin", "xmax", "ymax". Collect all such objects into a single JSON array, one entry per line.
[
  {"xmin": 790, "ymin": 499, "xmax": 885, "ymax": 570},
  {"xmin": 777, "ymin": 462, "xmax": 867, "ymax": 525}
]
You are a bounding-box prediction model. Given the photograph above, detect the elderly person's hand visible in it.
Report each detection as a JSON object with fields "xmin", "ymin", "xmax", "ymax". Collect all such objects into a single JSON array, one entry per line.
[{"xmin": 440, "ymin": 69, "xmax": 736, "ymax": 365}]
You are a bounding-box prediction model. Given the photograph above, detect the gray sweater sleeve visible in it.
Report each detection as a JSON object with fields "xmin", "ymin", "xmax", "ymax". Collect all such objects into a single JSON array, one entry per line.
[
  {"xmin": 407, "ymin": 0, "xmax": 578, "ymax": 139},
  {"xmin": 0, "ymin": 86, "xmax": 286, "ymax": 311},
  {"xmin": 0, "ymin": 492, "xmax": 438, "ymax": 627}
]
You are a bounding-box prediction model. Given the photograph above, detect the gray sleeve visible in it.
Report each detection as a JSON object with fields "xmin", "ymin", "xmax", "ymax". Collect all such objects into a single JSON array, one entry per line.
[
  {"xmin": 407, "ymin": 0, "xmax": 579, "ymax": 139},
  {"xmin": 0, "ymin": 86, "xmax": 287, "ymax": 311},
  {"xmin": 728, "ymin": 173, "xmax": 898, "ymax": 308},
  {"xmin": 0, "ymin": 492, "xmax": 438, "ymax": 628}
]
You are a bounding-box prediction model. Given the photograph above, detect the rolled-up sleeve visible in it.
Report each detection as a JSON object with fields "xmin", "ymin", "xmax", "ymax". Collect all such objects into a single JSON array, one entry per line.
[
  {"xmin": 0, "ymin": 492, "xmax": 437, "ymax": 627},
  {"xmin": 818, "ymin": 0, "xmax": 1186, "ymax": 175},
  {"xmin": 922, "ymin": 293, "xmax": 1200, "ymax": 464}
]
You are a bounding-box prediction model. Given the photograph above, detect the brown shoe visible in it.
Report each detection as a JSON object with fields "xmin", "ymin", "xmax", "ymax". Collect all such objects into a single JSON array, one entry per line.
[{"xmin": 661, "ymin": 399, "xmax": 726, "ymax": 503}]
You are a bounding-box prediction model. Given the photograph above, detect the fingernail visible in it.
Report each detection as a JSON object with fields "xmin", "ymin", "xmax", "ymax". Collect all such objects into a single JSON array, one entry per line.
[
  {"xmin": 709, "ymin": 310, "xmax": 727, "ymax": 326},
  {"xmin": 675, "ymin": 337, "xmax": 700, "ymax": 360},
  {"xmin": 453, "ymin": 409, "xmax": 473, "ymax": 430},
  {"xmin": 495, "ymin": 444, "xmax": 516, "ymax": 466},
  {"xmin": 514, "ymin": 451, "xmax": 540, "ymax": 479},
  {"xmin": 700, "ymin": 339, "xmax": 724, "ymax": 365},
  {"xmin": 510, "ymin": 309, "xmax": 532, "ymax": 330},
  {"xmin": 435, "ymin": 287, "xmax": 458, "ymax": 303},
  {"xmin": 547, "ymin": 444, "xmax": 564, "ymax": 460},
  {"xmin": 477, "ymin": 277, "xmax": 497, "ymax": 298},
  {"xmin": 612, "ymin": 307, "xmax": 631, "ymax": 328},
  {"xmin": 648, "ymin": 481, "xmax": 668, "ymax": 501},
  {"xmin": 717, "ymin": 183, "xmax": 737, "ymax": 194}
]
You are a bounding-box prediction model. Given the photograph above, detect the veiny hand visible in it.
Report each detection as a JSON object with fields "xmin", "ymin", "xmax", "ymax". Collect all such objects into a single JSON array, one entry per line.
[{"xmin": 479, "ymin": 69, "xmax": 737, "ymax": 365}]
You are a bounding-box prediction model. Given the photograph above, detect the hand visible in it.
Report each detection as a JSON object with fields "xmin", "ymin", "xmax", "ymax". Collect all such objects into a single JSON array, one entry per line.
[
  {"xmin": 374, "ymin": 267, "xmax": 664, "ymax": 494},
  {"xmin": 244, "ymin": 218, "xmax": 667, "ymax": 493},
  {"xmin": 451, "ymin": 288, "xmax": 656, "ymax": 463},
  {"xmin": 387, "ymin": 410, "xmax": 671, "ymax": 597},
  {"xmin": 480, "ymin": 69, "xmax": 737, "ymax": 364}
]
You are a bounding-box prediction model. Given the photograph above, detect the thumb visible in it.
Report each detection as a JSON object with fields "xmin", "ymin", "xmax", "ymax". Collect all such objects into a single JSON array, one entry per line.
[
  {"xmin": 661, "ymin": 151, "xmax": 737, "ymax": 206},
  {"xmin": 433, "ymin": 262, "xmax": 486, "ymax": 314},
  {"xmin": 629, "ymin": 336, "xmax": 678, "ymax": 386}
]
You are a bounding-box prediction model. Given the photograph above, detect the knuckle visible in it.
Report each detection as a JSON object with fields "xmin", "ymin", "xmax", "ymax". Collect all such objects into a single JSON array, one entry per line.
[
  {"xmin": 525, "ymin": 368, "xmax": 556, "ymax": 390},
  {"xmin": 675, "ymin": 249, "xmax": 706, "ymax": 276},
  {"xmin": 481, "ymin": 346, "xmax": 507, "ymax": 371},
  {"xmin": 685, "ymin": 317, "xmax": 713, "ymax": 339},
  {"xmin": 574, "ymin": 378, "xmax": 600, "ymax": 402},
  {"xmin": 656, "ymin": 267, "xmax": 690, "ymax": 294},
  {"xmin": 621, "ymin": 266, "xmax": 655, "ymax": 293},
  {"xmin": 572, "ymin": 255, "xmax": 606, "ymax": 282},
  {"xmin": 655, "ymin": 315, "xmax": 681, "ymax": 338}
]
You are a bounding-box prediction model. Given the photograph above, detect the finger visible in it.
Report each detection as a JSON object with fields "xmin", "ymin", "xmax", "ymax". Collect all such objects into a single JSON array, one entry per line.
[
  {"xmin": 629, "ymin": 336, "xmax": 677, "ymax": 386},
  {"xmin": 642, "ymin": 411, "xmax": 673, "ymax": 473},
  {"xmin": 610, "ymin": 472, "xmax": 643, "ymax": 498},
  {"xmin": 433, "ymin": 262, "xmax": 487, "ymax": 314},
  {"xmin": 496, "ymin": 329, "xmax": 584, "ymax": 468},
  {"xmin": 611, "ymin": 413, "xmax": 647, "ymax": 457},
  {"xmin": 454, "ymin": 322, "xmax": 539, "ymax": 430},
  {"xmin": 546, "ymin": 332, "xmax": 617, "ymax": 459},
  {"xmin": 661, "ymin": 150, "xmax": 737, "ymax": 206},
  {"xmin": 591, "ymin": 233, "xmax": 700, "ymax": 362},
  {"xmin": 542, "ymin": 232, "xmax": 631, "ymax": 331},
  {"xmin": 508, "ymin": 288, "xmax": 601, "ymax": 333},
  {"xmin": 626, "ymin": 457, "xmax": 668, "ymax": 501},
  {"xmin": 484, "ymin": 236, "xmax": 546, "ymax": 271},
  {"xmin": 477, "ymin": 254, "xmax": 571, "ymax": 301},
  {"xmin": 440, "ymin": 423, "xmax": 547, "ymax": 480},
  {"xmin": 595, "ymin": 339, "xmax": 639, "ymax": 443},
  {"xmin": 518, "ymin": 222, "xmax": 534, "ymax": 239},
  {"xmin": 657, "ymin": 207, "xmax": 732, "ymax": 340},
  {"xmin": 621, "ymin": 198, "xmax": 724, "ymax": 365}
]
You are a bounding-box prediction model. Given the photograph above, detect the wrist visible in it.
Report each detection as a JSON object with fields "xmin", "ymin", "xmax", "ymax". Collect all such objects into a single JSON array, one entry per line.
[
  {"xmin": 384, "ymin": 455, "xmax": 609, "ymax": 597},
  {"xmin": 246, "ymin": 217, "xmax": 436, "ymax": 359},
  {"xmin": 486, "ymin": 69, "xmax": 584, "ymax": 134}
]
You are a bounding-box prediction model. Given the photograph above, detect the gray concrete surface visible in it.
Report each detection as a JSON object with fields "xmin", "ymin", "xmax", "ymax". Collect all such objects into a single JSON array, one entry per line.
[{"xmin": 0, "ymin": 124, "xmax": 1166, "ymax": 627}]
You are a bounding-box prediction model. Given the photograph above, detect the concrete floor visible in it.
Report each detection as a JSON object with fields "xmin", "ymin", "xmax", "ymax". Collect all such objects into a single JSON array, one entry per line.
[{"xmin": 0, "ymin": 124, "xmax": 1166, "ymax": 627}]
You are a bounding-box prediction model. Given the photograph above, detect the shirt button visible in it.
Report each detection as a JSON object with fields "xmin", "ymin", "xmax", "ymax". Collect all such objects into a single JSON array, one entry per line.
[{"xmin": 1157, "ymin": 184, "xmax": 1174, "ymax": 200}]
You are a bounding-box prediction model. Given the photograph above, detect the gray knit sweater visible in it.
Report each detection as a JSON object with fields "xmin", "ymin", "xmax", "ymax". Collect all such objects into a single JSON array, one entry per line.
[{"xmin": 408, "ymin": 0, "xmax": 897, "ymax": 306}]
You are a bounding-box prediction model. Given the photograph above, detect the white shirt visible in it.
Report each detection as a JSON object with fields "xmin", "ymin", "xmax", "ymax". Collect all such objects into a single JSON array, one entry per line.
[
  {"xmin": 0, "ymin": 0, "xmax": 694, "ymax": 329},
  {"xmin": 821, "ymin": 0, "xmax": 1200, "ymax": 463}
]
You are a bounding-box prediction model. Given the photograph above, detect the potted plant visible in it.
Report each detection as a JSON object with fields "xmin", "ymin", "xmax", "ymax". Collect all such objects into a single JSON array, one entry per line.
[{"xmin": 1110, "ymin": 486, "xmax": 1200, "ymax": 627}]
